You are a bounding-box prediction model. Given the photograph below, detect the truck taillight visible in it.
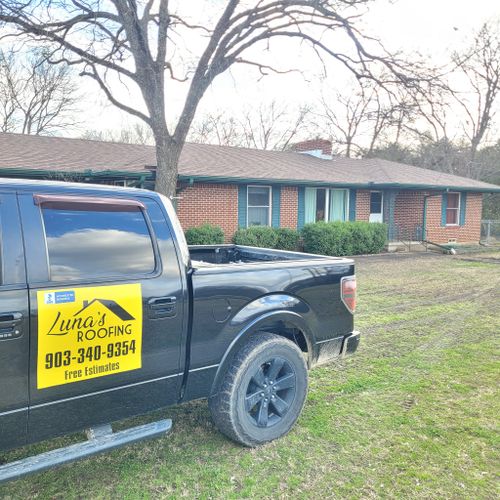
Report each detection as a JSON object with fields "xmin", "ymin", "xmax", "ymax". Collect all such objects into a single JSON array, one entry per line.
[{"xmin": 341, "ymin": 276, "xmax": 356, "ymax": 314}]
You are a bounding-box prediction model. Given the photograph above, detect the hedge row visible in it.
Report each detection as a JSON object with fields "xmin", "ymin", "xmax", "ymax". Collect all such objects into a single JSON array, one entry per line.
[
  {"xmin": 184, "ymin": 221, "xmax": 387, "ymax": 255},
  {"xmin": 233, "ymin": 226, "xmax": 300, "ymax": 251},
  {"xmin": 185, "ymin": 223, "xmax": 224, "ymax": 245},
  {"xmin": 302, "ymin": 221, "xmax": 387, "ymax": 256}
]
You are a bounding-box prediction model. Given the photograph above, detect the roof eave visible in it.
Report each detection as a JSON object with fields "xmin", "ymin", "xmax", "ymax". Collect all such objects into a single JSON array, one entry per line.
[
  {"xmin": 178, "ymin": 174, "xmax": 500, "ymax": 193},
  {"xmin": 0, "ymin": 167, "xmax": 153, "ymax": 179}
]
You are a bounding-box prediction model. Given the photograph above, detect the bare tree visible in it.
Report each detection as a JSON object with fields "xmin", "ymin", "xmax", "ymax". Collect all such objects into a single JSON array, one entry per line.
[
  {"xmin": 82, "ymin": 123, "xmax": 154, "ymax": 145},
  {"xmin": 453, "ymin": 21, "xmax": 500, "ymax": 168},
  {"xmin": 317, "ymin": 80, "xmax": 405, "ymax": 157},
  {"xmin": 190, "ymin": 101, "xmax": 311, "ymax": 150},
  {"xmin": 319, "ymin": 88, "xmax": 369, "ymax": 157},
  {"xmin": 0, "ymin": 1, "xmax": 422, "ymax": 197},
  {"xmin": 0, "ymin": 47, "xmax": 79, "ymax": 134},
  {"xmin": 241, "ymin": 101, "xmax": 311, "ymax": 151},
  {"xmin": 188, "ymin": 112, "xmax": 243, "ymax": 147}
]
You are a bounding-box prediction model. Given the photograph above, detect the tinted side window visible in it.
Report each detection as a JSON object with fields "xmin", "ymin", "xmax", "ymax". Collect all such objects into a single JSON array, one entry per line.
[{"xmin": 42, "ymin": 207, "xmax": 156, "ymax": 281}]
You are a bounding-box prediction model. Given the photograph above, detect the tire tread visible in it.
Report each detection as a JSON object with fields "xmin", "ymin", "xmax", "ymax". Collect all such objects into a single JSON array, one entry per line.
[{"xmin": 208, "ymin": 333, "xmax": 307, "ymax": 447}]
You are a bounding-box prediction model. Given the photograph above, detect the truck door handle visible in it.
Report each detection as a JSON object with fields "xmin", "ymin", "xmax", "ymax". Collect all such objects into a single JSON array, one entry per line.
[
  {"xmin": 0, "ymin": 312, "xmax": 23, "ymax": 340},
  {"xmin": 148, "ymin": 297, "xmax": 177, "ymax": 318}
]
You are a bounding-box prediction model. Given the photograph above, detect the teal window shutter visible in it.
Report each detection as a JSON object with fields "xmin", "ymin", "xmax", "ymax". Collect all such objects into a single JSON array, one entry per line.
[
  {"xmin": 459, "ymin": 192, "xmax": 467, "ymax": 226},
  {"xmin": 272, "ymin": 186, "xmax": 281, "ymax": 228},
  {"xmin": 238, "ymin": 185, "xmax": 247, "ymax": 228},
  {"xmin": 441, "ymin": 193, "xmax": 448, "ymax": 226},
  {"xmin": 297, "ymin": 187, "xmax": 305, "ymax": 229},
  {"xmin": 349, "ymin": 189, "xmax": 357, "ymax": 221}
]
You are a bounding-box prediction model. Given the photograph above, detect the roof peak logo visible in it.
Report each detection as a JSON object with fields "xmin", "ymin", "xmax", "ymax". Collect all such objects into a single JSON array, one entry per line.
[{"xmin": 47, "ymin": 297, "xmax": 135, "ymax": 337}]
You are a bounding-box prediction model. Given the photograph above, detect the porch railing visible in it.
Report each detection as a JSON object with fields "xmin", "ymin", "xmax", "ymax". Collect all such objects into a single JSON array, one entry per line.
[{"xmin": 390, "ymin": 224, "xmax": 424, "ymax": 243}]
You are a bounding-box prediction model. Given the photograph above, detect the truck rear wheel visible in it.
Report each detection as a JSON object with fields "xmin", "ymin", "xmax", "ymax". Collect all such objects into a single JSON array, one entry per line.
[{"xmin": 208, "ymin": 333, "xmax": 308, "ymax": 447}]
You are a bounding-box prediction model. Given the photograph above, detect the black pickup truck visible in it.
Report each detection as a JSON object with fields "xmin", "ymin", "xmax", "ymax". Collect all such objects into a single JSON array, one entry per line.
[{"xmin": 0, "ymin": 178, "xmax": 359, "ymax": 481}]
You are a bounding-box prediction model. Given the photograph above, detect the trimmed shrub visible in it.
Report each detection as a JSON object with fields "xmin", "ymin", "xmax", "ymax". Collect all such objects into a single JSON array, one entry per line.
[
  {"xmin": 233, "ymin": 226, "xmax": 279, "ymax": 248},
  {"xmin": 185, "ymin": 223, "xmax": 224, "ymax": 245},
  {"xmin": 368, "ymin": 223, "xmax": 388, "ymax": 254},
  {"xmin": 233, "ymin": 226, "xmax": 301, "ymax": 250},
  {"xmin": 302, "ymin": 221, "xmax": 387, "ymax": 256},
  {"xmin": 275, "ymin": 228, "xmax": 301, "ymax": 251}
]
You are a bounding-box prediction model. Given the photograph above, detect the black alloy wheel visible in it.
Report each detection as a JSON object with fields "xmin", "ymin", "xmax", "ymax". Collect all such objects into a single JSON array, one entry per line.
[{"xmin": 245, "ymin": 357, "xmax": 296, "ymax": 428}]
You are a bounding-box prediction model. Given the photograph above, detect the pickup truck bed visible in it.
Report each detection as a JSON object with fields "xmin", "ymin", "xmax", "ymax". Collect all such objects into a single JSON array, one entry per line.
[{"xmin": 190, "ymin": 244, "xmax": 341, "ymax": 265}]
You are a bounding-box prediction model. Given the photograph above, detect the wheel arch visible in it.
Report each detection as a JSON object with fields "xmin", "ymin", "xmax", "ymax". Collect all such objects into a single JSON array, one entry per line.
[{"xmin": 210, "ymin": 310, "xmax": 314, "ymax": 397}]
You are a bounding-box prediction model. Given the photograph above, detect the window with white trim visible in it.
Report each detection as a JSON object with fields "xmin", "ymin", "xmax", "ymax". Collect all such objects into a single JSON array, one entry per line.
[
  {"xmin": 446, "ymin": 193, "xmax": 460, "ymax": 225},
  {"xmin": 247, "ymin": 186, "xmax": 271, "ymax": 226},
  {"xmin": 305, "ymin": 188, "xmax": 349, "ymax": 223}
]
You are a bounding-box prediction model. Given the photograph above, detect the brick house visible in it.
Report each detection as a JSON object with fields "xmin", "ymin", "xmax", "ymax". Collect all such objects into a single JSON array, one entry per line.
[{"xmin": 0, "ymin": 133, "xmax": 498, "ymax": 245}]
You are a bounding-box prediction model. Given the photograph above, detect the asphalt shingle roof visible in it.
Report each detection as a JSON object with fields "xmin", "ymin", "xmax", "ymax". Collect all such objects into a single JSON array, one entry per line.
[{"xmin": 0, "ymin": 132, "xmax": 498, "ymax": 192}]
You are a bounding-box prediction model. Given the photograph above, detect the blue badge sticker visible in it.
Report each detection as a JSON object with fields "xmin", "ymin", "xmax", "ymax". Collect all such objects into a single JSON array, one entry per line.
[{"xmin": 54, "ymin": 291, "xmax": 75, "ymax": 304}]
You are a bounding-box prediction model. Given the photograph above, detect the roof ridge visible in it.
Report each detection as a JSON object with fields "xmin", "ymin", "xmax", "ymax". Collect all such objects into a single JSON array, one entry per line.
[{"xmin": 0, "ymin": 131, "xmax": 155, "ymax": 149}]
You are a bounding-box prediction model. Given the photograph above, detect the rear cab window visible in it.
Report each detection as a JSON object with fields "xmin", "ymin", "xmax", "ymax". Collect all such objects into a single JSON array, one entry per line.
[{"xmin": 36, "ymin": 195, "xmax": 156, "ymax": 282}]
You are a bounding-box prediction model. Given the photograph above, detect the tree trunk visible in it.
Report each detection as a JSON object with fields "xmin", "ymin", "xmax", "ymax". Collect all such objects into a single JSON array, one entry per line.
[{"xmin": 154, "ymin": 134, "xmax": 182, "ymax": 199}]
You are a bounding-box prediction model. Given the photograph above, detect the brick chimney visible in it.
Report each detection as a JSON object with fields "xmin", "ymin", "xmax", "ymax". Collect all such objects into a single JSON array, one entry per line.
[{"xmin": 291, "ymin": 138, "xmax": 332, "ymax": 159}]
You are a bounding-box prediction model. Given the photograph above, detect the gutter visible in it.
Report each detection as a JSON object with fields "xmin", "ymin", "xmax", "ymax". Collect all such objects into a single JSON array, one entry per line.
[
  {"xmin": 177, "ymin": 174, "xmax": 500, "ymax": 193},
  {"xmin": 0, "ymin": 168, "xmax": 154, "ymax": 181},
  {"xmin": 423, "ymin": 240, "xmax": 456, "ymax": 255}
]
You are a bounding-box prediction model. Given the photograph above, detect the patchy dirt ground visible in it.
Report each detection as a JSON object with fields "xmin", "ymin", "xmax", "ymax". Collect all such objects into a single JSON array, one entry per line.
[{"xmin": 1, "ymin": 249, "xmax": 499, "ymax": 499}]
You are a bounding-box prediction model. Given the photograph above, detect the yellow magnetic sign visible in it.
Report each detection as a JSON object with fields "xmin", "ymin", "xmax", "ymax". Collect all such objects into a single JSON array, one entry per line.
[{"xmin": 37, "ymin": 284, "xmax": 143, "ymax": 389}]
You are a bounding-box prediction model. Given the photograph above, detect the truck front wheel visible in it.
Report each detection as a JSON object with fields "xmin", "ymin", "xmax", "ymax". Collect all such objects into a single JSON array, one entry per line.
[{"xmin": 209, "ymin": 333, "xmax": 308, "ymax": 447}]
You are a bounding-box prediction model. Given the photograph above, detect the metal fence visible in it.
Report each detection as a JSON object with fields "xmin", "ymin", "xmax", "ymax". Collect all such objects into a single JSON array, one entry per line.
[{"xmin": 481, "ymin": 220, "xmax": 500, "ymax": 243}]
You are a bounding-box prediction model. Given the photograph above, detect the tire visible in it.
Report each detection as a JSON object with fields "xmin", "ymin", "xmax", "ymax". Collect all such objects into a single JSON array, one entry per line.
[{"xmin": 208, "ymin": 333, "xmax": 308, "ymax": 447}]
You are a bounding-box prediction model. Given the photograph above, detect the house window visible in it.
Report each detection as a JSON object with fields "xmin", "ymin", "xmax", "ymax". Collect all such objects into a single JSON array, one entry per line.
[
  {"xmin": 41, "ymin": 206, "xmax": 156, "ymax": 281},
  {"xmin": 446, "ymin": 193, "xmax": 460, "ymax": 225},
  {"xmin": 369, "ymin": 191, "xmax": 383, "ymax": 223},
  {"xmin": 247, "ymin": 186, "xmax": 271, "ymax": 226},
  {"xmin": 370, "ymin": 192, "xmax": 383, "ymax": 214},
  {"xmin": 305, "ymin": 188, "xmax": 348, "ymax": 223}
]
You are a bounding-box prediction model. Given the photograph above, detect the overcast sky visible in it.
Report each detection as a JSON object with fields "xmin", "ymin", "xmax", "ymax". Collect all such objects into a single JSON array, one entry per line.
[{"xmin": 79, "ymin": 0, "xmax": 500, "ymax": 136}]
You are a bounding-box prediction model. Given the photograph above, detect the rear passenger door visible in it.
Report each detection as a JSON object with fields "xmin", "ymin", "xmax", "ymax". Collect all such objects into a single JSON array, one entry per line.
[
  {"xmin": 0, "ymin": 193, "xmax": 29, "ymax": 450},
  {"xmin": 18, "ymin": 192, "xmax": 186, "ymax": 442}
]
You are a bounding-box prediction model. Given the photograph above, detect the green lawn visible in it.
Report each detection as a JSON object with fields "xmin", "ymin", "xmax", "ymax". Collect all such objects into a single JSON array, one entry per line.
[{"xmin": 1, "ymin": 250, "xmax": 499, "ymax": 499}]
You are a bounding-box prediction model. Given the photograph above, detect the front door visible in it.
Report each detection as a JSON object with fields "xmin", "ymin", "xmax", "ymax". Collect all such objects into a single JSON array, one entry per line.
[
  {"xmin": 369, "ymin": 191, "xmax": 383, "ymax": 223},
  {"xmin": 0, "ymin": 193, "xmax": 29, "ymax": 450},
  {"xmin": 18, "ymin": 192, "xmax": 186, "ymax": 442}
]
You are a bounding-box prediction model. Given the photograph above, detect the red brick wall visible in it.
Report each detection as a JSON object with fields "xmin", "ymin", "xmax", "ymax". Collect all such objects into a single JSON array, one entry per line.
[
  {"xmin": 394, "ymin": 190, "xmax": 426, "ymax": 239},
  {"xmin": 176, "ymin": 184, "xmax": 483, "ymax": 245},
  {"xmin": 175, "ymin": 183, "xmax": 238, "ymax": 243},
  {"xmin": 355, "ymin": 189, "xmax": 482, "ymax": 243},
  {"xmin": 425, "ymin": 192, "xmax": 482, "ymax": 244},
  {"xmin": 280, "ymin": 186, "xmax": 298, "ymax": 228},
  {"xmin": 355, "ymin": 190, "xmax": 371, "ymax": 221}
]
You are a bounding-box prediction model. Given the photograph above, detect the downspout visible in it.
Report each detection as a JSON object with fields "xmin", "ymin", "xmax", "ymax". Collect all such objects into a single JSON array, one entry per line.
[{"xmin": 423, "ymin": 196, "xmax": 427, "ymax": 240}]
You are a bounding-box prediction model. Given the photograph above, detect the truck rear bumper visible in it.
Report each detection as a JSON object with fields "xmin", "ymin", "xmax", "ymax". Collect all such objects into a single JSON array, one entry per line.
[
  {"xmin": 313, "ymin": 330, "xmax": 360, "ymax": 366},
  {"xmin": 341, "ymin": 330, "xmax": 360, "ymax": 357}
]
